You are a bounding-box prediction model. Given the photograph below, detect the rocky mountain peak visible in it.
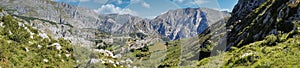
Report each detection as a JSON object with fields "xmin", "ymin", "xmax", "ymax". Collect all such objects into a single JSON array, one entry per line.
[{"xmin": 152, "ymin": 8, "xmax": 230, "ymax": 40}]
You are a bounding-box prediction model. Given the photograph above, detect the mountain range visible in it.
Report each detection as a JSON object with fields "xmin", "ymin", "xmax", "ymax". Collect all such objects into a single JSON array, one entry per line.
[
  {"xmin": 0, "ymin": 0, "xmax": 229, "ymax": 44},
  {"xmin": 0, "ymin": 0, "xmax": 299, "ymax": 67}
]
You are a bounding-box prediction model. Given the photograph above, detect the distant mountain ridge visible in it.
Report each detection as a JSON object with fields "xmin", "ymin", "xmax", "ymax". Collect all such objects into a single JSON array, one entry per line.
[{"xmin": 0, "ymin": 0, "xmax": 229, "ymax": 44}]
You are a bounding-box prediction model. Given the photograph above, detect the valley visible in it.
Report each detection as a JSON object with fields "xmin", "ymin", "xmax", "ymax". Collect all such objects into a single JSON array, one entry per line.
[{"xmin": 0, "ymin": 0, "xmax": 299, "ymax": 67}]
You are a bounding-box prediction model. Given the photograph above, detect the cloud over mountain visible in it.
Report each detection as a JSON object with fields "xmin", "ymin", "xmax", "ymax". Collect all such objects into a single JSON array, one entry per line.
[{"xmin": 94, "ymin": 4, "xmax": 137, "ymax": 15}]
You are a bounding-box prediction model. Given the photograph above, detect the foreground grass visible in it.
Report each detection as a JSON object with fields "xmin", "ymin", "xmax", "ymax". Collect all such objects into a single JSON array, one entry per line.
[
  {"xmin": 0, "ymin": 11, "xmax": 76, "ymax": 67},
  {"xmin": 198, "ymin": 21, "xmax": 300, "ymax": 67}
]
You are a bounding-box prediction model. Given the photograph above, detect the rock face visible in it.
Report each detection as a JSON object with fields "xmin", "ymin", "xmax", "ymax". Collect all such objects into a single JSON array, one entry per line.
[
  {"xmin": 160, "ymin": 0, "xmax": 300, "ymax": 67},
  {"xmin": 0, "ymin": 0, "xmax": 229, "ymax": 47},
  {"xmin": 228, "ymin": 0, "xmax": 268, "ymax": 26},
  {"xmin": 99, "ymin": 14, "xmax": 153, "ymax": 34},
  {"xmin": 151, "ymin": 8, "xmax": 230, "ymax": 40},
  {"xmin": 97, "ymin": 8, "xmax": 230, "ymax": 40},
  {"xmin": 0, "ymin": 0, "xmax": 106, "ymax": 46},
  {"xmin": 226, "ymin": 0, "xmax": 300, "ymax": 47},
  {"xmin": 196, "ymin": 0, "xmax": 300, "ymax": 67}
]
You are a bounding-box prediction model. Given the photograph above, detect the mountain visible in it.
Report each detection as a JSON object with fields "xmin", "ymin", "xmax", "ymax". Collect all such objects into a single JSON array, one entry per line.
[
  {"xmin": 151, "ymin": 8, "xmax": 230, "ymax": 40},
  {"xmin": 99, "ymin": 14, "xmax": 153, "ymax": 34},
  {"xmin": 157, "ymin": 17, "xmax": 229, "ymax": 67},
  {"xmin": 0, "ymin": 8, "xmax": 77, "ymax": 67},
  {"xmin": 0, "ymin": 0, "xmax": 105, "ymax": 46},
  {"xmin": 0, "ymin": 0, "xmax": 231, "ymax": 67},
  {"xmin": 3, "ymin": 0, "xmax": 299, "ymax": 67},
  {"xmin": 226, "ymin": 0, "xmax": 300, "ymax": 47},
  {"xmin": 0, "ymin": 0, "xmax": 156, "ymax": 47},
  {"xmin": 0, "ymin": 8, "xmax": 135, "ymax": 67},
  {"xmin": 0, "ymin": 0, "xmax": 229, "ymax": 47},
  {"xmin": 197, "ymin": 0, "xmax": 300, "ymax": 67},
  {"xmin": 98, "ymin": 8, "xmax": 230, "ymax": 40},
  {"xmin": 152, "ymin": 0, "xmax": 300, "ymax": 67}
]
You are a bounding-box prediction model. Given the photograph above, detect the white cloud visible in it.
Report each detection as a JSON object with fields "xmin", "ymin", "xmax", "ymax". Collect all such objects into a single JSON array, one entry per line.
[
  {"xmin": 219, "ymin": 9, "xmax": 230, "ymax": 12},
  {"xmin": 213, "ymin": 8, "xmax": 231, "ymax": 12},
  {"xmin": 94, "ymin": 4, "xmax": 137, "ymax": 15},
  {"xmin": 191, "ymin": 0, "xmax": 211, "ymax": 5},
  {"xmin": 142, "ymin": 2, "xmax": 150, "ymax": 8}
]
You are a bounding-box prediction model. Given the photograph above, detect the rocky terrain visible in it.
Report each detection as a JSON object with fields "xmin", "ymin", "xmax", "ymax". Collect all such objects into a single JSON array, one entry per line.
[
  {"xmin": 1, "ymin": 0, "xmax": 300, "ymax": 67},
  {"xmin": 152, "ymin": 8, "xmax": 229, "ymax": 40},
  {"xmin": 226, "ymin": 0, "xmax": 300, "ymax": 47},
  {"xmin": 0, "ymin": 8, "xmax": 77, "ymax": 67},
  {"xmin": 0, "ymin": 0, "xmax": 229, "ymax": 43},
  {"xmin": 151, "ymin": 0, "xmax": 300, "ymax": 67},
  {"xmin": 0, "ymin": 0, "xmax": 228, "ymax": 67},
  {"xmin": 198, "ymin": 0, "xmax": 300, "ymax": 67}
]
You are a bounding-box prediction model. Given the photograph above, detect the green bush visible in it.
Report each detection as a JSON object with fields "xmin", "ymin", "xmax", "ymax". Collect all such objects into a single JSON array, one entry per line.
[
  {"xmin": 264, "ymin": 34, "xmax": 277, "ymax": 45},
  {"xmin": 129, "ymin": 32, "xmax": 148, "ymax": 39},
  {"xmin": 0, "ymin": 8, "xmax": 2, "ymax": 12},
  {"xmin": 159, "ymin": 41, "xmax": 182, "ymax": 67}
]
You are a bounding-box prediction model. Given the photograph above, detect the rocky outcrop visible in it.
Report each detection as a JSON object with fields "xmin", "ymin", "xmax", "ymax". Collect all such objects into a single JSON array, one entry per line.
[
  {"xmin": 151, "ymin": 8, "xmax": 230, "ymax": 40},
  {"xmin": 227, "ymin": 0, "xmax": 268, "ymax": 26},
  {"xmin": 99, "ymin": 14, "xmax": 153, "ymax": 34},
  {"xmin": 226, "ymin": 0, "xmax": 300, "ymax": 47}
]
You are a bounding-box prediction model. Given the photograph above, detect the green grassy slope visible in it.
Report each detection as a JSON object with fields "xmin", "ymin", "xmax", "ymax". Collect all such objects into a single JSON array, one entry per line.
[
  {"xmin": 0, "ymin": 9, "xmax": 76, "ymax": 67},
  {"xmin": 156, "ymin": 0, "xmax": 300, "ymax": 67},
  {"xmin": 199, "ymin": 24, "xmax": 300, "ymax": 67},
  {"xmin": 198, "ymin": 0, "xmax": 300, "ymax": 67}
]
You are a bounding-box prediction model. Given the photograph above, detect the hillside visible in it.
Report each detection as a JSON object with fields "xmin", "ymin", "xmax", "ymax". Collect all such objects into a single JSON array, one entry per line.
[
  {"xmin": 0, "ymin": 8, "xmax": 77, "ymax": 67},
  {"xmin": 1, "ymin": 0, "xmax": 299, "ymax": 67},
  {"xmin": 0, "ymin": 8, "xmax": 141, "ymax": 68},
  {"xmin": 155, "ymin": 0, "xmax": 300, "ymax": 67},
  {"xmin": 0, "ymin": 0, "xmax": 229, "ymax": 67},
  {"xmin": 197, "ymin": 0, "xmax": 300, "ymax": 67}
]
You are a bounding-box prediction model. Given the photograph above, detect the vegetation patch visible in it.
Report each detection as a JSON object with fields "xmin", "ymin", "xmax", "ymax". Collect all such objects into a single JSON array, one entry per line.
[{"xmin": 0, "ymin": 14, "xmax": 76, "ymax": 67}]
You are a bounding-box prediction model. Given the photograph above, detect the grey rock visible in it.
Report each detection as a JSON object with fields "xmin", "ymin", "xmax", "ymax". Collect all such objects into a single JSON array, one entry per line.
[{"xmin": 151, "ymin": 8, "xmax": 230, "ymax": 40}]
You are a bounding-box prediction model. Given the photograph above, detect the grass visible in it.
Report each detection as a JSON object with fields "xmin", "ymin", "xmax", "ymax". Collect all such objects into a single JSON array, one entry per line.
[
  {"xmin": 287, "ymin": 0, "xmax": 300, "ymax": 8},
  {"xmin": 149, "ymin": 42, "xmax": 166, "ymax": 52},
  {"xmin": 197, "ymin": 0, "xmax": 300, "ymax": 66},
  {"xmin": 158, "ymin": 40, "xmax": 182, "ymax": 67},
  {"xmin": 148, "ymin": 0, "xmax": 300, "ymax": 67},
  {"xmin": 0, "ymin": 9, "xmax": 77, "ymax": 67},
  {"xmin": 198, "ymin": 30, "xmax": 300, "ymax": 67}
]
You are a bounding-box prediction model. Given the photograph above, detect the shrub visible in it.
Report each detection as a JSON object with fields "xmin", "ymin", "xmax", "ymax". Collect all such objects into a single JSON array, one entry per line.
[{"xmin": 264, "ymin": 34, "xmax": 277, "ymax": 45}]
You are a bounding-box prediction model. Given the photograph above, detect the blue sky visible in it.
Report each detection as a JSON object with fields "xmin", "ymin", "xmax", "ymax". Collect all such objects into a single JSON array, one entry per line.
[{"xmin": 53, "ymin": 0, "xmax": 238, "ymax": 19}]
